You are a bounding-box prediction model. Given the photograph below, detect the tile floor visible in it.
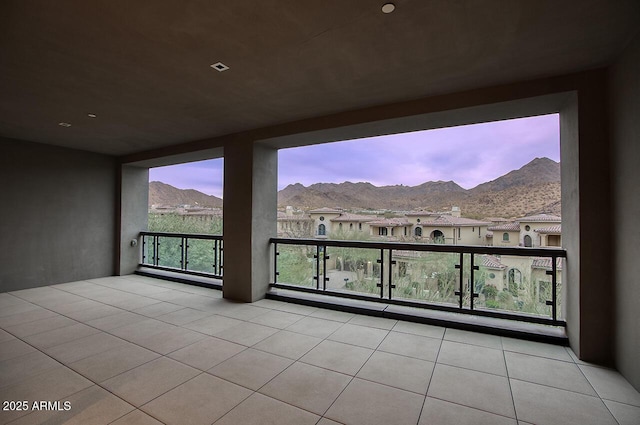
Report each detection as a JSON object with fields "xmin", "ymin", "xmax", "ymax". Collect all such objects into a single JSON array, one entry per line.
[{"xmin": 1, "ymin": 275, "xmax": 639, "ymax": 425}]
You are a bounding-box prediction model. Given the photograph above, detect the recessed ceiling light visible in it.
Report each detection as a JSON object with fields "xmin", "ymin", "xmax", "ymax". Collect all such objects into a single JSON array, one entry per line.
[
  {"xmin": 87, "ymin": 113, "xmax": 97, "ymax": 118},
  {"xmin": 210, "ymin": 62, "xmax": 229, "ymax": 72},
  {"xmin": 58, "ymin": 122, "xmax": 71, "ymax": 127},
  {"xmin": 381, "ymin": 3, "xmax": 395, "ymax": 13}
]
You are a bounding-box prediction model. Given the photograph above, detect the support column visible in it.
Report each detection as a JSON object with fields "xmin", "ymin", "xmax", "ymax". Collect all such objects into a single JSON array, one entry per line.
[
  {"xmin": 223, "ymin": 139, "xmax": 277, "ymax": 302},
  {"xmin": 117, "ymin": 165, "xmax": 149, "ymax": 275}
]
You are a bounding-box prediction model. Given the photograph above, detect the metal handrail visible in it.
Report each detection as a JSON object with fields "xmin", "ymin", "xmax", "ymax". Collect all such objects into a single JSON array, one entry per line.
[
  {"xmin": 270, "ymin": 237, "xmax": 566, "ymax": 326},
  {"xmin": 140, "ymin": 232, "xmax": 223, "ymax": 278}
]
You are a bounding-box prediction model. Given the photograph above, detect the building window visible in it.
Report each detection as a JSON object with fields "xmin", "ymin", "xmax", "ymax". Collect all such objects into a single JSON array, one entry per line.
[
  {"xmin": 319, "ymin": 216, "xmax": 324, "ymax": 221},
  {"xmin": 503, "ymin": 233, "xmax": 509, "ymax": 242},
  {"xmin": 350, "ymin": 223, "xmax": 353, "ymax": 230},
  {"xmin": 524, "ymin": 234, "xmax": 532, "ymax": 247},
  {"xmin": 417, "ymin": 218, "xmax": 421, "ymax": 223},
  {"xmin": 358, "ymin": 223, "xmax": 362, "ymax": 230},
  {"xmin": 431, "ymin": 229, "xmax": 445, "ymax": 243},
  {"xmin": 404, "ymin": 227, "xmax": 407, "ymax": 236},
  {"xmin": 525, "ymin": 225, "xmax": 531, "ymax": 231},
  {"xmin": 458, "ymin": 228, "xmax": 461, "ymax": 239},
  {"xmin": 391, "ymin": 228, "xmax": 395, "ymax": 236},
  {"xmin": 489, "ymin": 272, "xmax": 496, "ymax": 279},
  {"xmin": 339, "ymin": 223, "xmax": 342, "ymax": 230},
  {"xmin": 548, "ymin": 235, "xmax": 561, "ymax": 246},
  {"xmin": 508, "ymin": 268, "xmax": 522, "ymax": 296},
  {"xmin": 318, "ymin": 224, "xmax": 326, "ymax": 236},
  {"xmin": 415, "ymin": 227, "xmax": 422, "ymax": 237},
  {"xmin": 378, "ymin": 227, "xmax": 388, "ymax": 236}
]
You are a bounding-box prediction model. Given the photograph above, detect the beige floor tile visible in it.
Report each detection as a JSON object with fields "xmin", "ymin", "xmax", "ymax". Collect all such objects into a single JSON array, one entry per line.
[
  {"xmin": 348, "ymin": 315, "xmax": 397, "ymax": 330},
  {"xmin": 392, "ymin": 320, "xmax": 446, "ymax": 339},
  {"xmin": 168, "ymin": 336, "xmax": 246, "ymax": 370},
  {"xmin": 215, "ymin": 393, "xmax": 320, "ymax": 425},
  {"xmin": 208, "ymin": 348, "xmax": 293, "ymax": 390},
  {"xmin": 579, "ymin": 364, "xmax": 640, "ymax": 406},
  {"xmin": 183, "ymin": 314, "xmax": 243, "ymax": 335},
  {"xmin": 377, "ymin": 331, "xmax": 441, "ymax": 361},
  {"xmin": 357, "ymin": 351, "xmax": 434, "ymax": 394},
  {"xmin": 102, "ymin": 357, "xmax": 200, "ymax": 407},
  {"xmin": 0, "ymin": 302, "xmax": 42, "ymax": 318},
  {"xmin": 285, "ymin": 316, "xmax": 344, "ymax": 339},
  {"xmin": 133, "ymin": 301, "xmax": 185, "ymax": 317},
  {"xmin": 603, "ymin": 399, "xmax": 640, "ymax": 425},
  {"xmin": 444, "ymin": 328, "xmax": 503, "ymax": 349},
  {"xmin": 511, "ymin": 379, "xmax": 617, "ymax": 425},
  {"xmin": 110, "ymin": 409, "xmax": 164, "ymax": 425},
  {"xmin": 47, "ymin": 298, "xmax": 105, "ymax": 314},
  {"xmin": 438, "ymin": 340, "xmax": 506, "ymax": 376},
  {"xmin": 419, "ymin": 397, "xmax": 517, "ymax": 425},
  {"xmin": 4, "ymin": 314, "xmax": 77, "ymax": 337},
  {"xmin": 428, "ymin": 364, "xmax": 515, "ymax": 418},
  {"xmin": 0, "ymin": 366, "xmax": 92, "ymax": 423},
  {"xmin": 300, "ymin": 339, "xmax": 373, "ymax": 375},
  {"xmin": 216, "ymin": 304, "xmax": 270, "ymax": 321},
  {"xmin": 11, "ymin": 385, "xmax": 135, "ymax": 425},
  {"xmin": 259, "ymin": 362, "xmax": 351, "ymax": 415},
  {"xmin": 0, "ymin": 338, "xmax": 35, "ymax": 361},
  {"xmin": 252, "ymin": 299, "xmax": 318, "ymax": 315},
  {"xmin": 131, "ymin": 326, "xmax": 207, "ymax": 355},
  {"xmin": 24, "ymin": 323, "xmax": 101, "ymax": 349},
  {"xmin": 63, "ymin": 303, "xmax": 125, "ymax": 322},
  {"xmin": 501, "ymin": 337, "xmax": 573, "ymax": 362},
  {"xmin": 0, "ymin": 351, "xmax": 61, "ymax": 388},
  {"xmin": 317, "ymin": 418, "xmax": 343, "ymax": 425},
  {"xmin": 85, "ymin": 311, "xmax": 149, "ymax": 331},
  {"xmin": 214, "ymin": 322, "xmax": 279, "ymax": 346},
  {"xmin": 249, "ymin": 310, "xmax": 305, "ymax": 329},
  {"xmin": 0, "ymin": 307, "xmax": 59, "ymax": 328},
  {"xmin": 328, "ymin": 323, "xmax": 388, "ymax": 349},
  {"xmin": 326, "ymin": 378, "xmax": 424, "ymax": 425},
  {"xmin": 310, "ymin": 309, "xmax": 355, "ymax": 322},
  {"xmin": 141, "ymin": 374, "xmax": 251, "ymax": 425},
  {"xmin": 253, "ymin": 330, "xmax": 321, "ymax": 359},
  {"xmin": 68, "ymin": 343, "xmax": 160, "ymax": 382},
  {"xmin": 156, "ymin": 307, "xmax": 214, "ymax": 325},
  {"xmin": 44, "ymin": 332, "xmax": 126, "ymax": 364},
  {"xmin": 0, "ymin": 329, "xmax": 13, "ymax": 343},
  {"xmin": 506, "ymin": 351, "xmax": 597, "ymax": 396},
  {"xmin": 108, "ymin": 318, "xmax": 176, "ymax": 341}
]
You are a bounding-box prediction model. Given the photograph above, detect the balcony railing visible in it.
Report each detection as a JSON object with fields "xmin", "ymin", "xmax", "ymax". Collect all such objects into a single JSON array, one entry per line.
[
  {"xmin": 271, "ymin": 238, "xmax": 566, "ymax": 326},
  {"xmin": 140, "ymin": 231, "xmax": 223, "ymax": 279}
]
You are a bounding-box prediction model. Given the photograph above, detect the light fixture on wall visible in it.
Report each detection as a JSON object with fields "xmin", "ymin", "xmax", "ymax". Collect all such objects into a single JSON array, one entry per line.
[
  {"xmin": 58, "ymin": 122, "xmax": 71, "ymax": 127},
  {"xmin": 87, "ymin": 113, "xmax": 97, "ymax": 118}
]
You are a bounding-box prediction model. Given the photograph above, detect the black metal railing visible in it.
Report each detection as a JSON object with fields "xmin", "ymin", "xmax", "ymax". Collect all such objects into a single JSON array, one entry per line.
[
  {"xmin": 140, "ymin": 231, "xmax": 223, "ymax": 278},
  {"xmin": 271, "ymin": 238, "xmax": 566, "ymax": 326}
]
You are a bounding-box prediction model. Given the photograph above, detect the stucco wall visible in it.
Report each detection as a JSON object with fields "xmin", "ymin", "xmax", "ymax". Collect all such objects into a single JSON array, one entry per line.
[
  {"xmin": 0, "ymin": 138, "xmax": 117, "ymax": 292},
  {"xmin": 610, "ymin": 32, "xmax": 640, "ymax": 390}
]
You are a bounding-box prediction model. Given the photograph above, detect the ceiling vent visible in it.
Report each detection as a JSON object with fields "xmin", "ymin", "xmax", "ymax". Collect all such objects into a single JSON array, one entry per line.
[{"xmin": 210, "ymin": 62, "xmax": 229, "ymax": 72}]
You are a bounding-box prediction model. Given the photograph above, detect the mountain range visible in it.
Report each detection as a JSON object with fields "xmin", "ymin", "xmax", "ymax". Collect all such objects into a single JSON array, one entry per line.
[{"xmin": 150, "ymin": 157, "xmax": 561, "ymax": 219}]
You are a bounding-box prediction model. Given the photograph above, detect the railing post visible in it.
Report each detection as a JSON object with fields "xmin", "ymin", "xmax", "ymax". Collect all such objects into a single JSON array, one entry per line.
[
  {"xmin": 388, "ymin": 249, "xmax": 396, "ymax": 299},
  {"xmin": 141, "ymin": 234, "xmax": 147, "ymax": 264},
  {"xmin": 183, "ymin": 237, "xmax": 189, "ymax": 271},
  {"xmin": 273, "ymin": 242, "xmax": 279, "ymax": 283},
  {"xmin": 454, "ymin": 252, "xmax": 464, "ymax": 309},
  {"xmin": 469, "ymin": 253, "xmax": 479, "ymax": 310},
  {"xmin": 153, "ymin": 235, "xmax": 159, "ymax": 266},
  {"xmin": 323, "ymin": 245, "xmax": 329, "ymax": 291},
  {"xmin": 546, "ymin": 255, "xmax": 559, "ymax": 322},
  {"xmin": 376, "ymin": 248, "xmax": 384, "ymax": 298}
]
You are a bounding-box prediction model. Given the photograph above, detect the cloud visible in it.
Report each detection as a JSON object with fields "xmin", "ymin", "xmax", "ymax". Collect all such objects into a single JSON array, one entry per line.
[{"xmin": 149, "ymin": 114, "xmax": 559, "ymax": 194}]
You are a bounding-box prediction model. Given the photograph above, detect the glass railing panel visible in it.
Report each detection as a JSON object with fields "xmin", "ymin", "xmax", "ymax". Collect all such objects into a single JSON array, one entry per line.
[
  {"xmin": 141, "ymin": 235, "xmax": 155, "ymax": 266},
  {"xmin": 324, "ymin": 246, "xmax": 381, "ymax": 298},
  {"xmin": 391, "ymin": 250, "xmax": 461, "ymax": 307},
  {"xmin": 186, "ymin": 238, "xmax": 219, "ymax": 275},
  {"xmin": 156, "ymin": 236, "xmax": 183, "ymax": 270},
  {"xmin": 474, "ymin": 254, "xmax": 561, "ymax": 318},
  {"xmin": 276, "ymin": 244, "xmax": 316, "ymax": 288}
]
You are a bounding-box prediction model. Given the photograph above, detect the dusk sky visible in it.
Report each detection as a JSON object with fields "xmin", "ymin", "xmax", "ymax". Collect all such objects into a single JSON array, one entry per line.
[{"xmin": 149, "ymin": 114, "xmax": 559, "ymax": 198}]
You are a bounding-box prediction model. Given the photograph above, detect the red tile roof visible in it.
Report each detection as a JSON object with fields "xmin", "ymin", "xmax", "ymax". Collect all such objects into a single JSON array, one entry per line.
[
  {"xmin": 487, "ymin": 222, "xmax": 521, "ymax": 231},
  {"xmin": 481, "ymin": 255, "xmax": 506, "ymax": 269},
  {"xmin": 418, "ymin": 216, "xmax": 491, "ymax": 227},
  {"xmin": 366, "ymin": 218, "xmax": 412, "ymax": 227},
  {"xmin": 532, "ymin": 257, "xmax": 564, "ymax": 271},
  {"xmin": 535, "ymin": 225, "xmax": 562, "ymax": 234},
  {"xmin": 517, "ymin": 213, "xmax": 562, "ymax": 222},
  {"xmin": 308, "ymin": 207, "xmax": 342, "ymax": 214},
  {"xmin": 331, "ymin": 213, "xmax": 377, "ymax": 222}
]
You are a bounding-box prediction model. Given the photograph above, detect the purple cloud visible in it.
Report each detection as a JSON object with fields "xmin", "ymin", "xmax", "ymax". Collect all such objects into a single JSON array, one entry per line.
[{"xmin": 149, "ymin": 114, "xmax": 559, "ymax": 196}]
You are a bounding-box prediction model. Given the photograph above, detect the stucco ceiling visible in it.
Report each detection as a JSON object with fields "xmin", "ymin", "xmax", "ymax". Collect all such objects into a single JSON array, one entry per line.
[{"xmin": 0, "ymin": 0, "xmax": 638, "ymax": 156}]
